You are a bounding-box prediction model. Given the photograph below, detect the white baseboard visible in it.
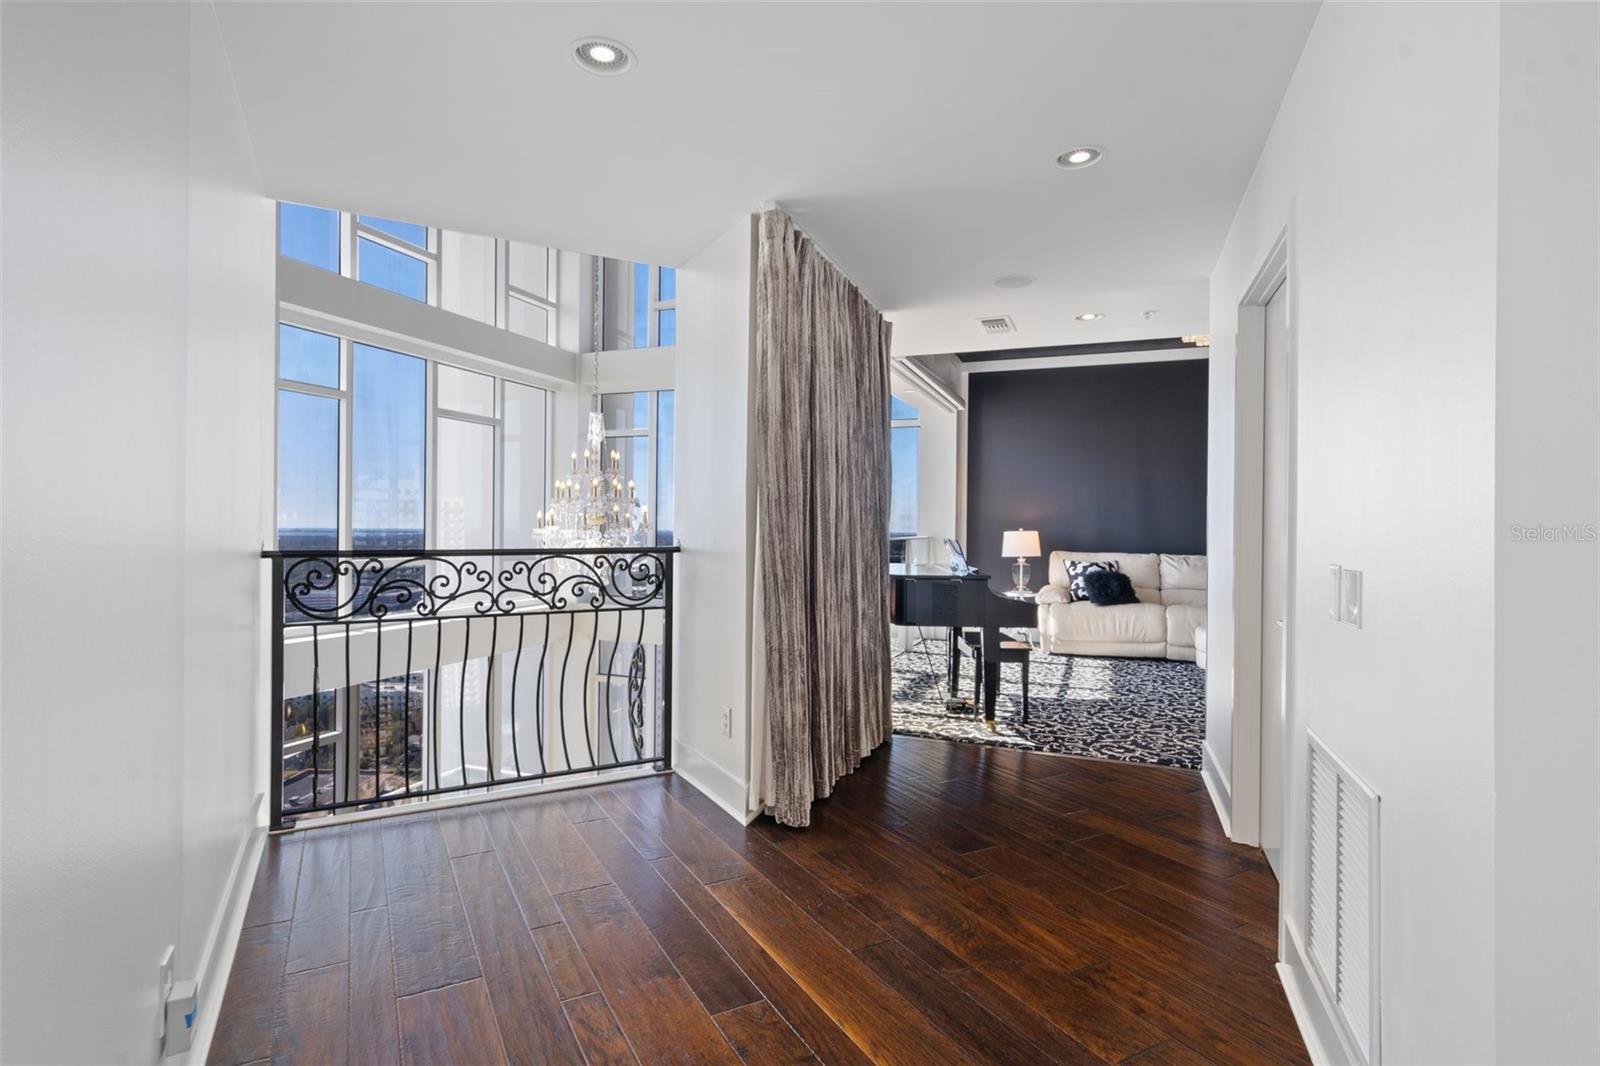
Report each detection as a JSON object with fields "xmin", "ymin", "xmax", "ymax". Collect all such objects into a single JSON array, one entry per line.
[
  {"xmin": 1278, "ymin": 922, "xmax": 1357, "ymax": 1065},
  {"xmin": 1201, "ymin": 739, "xmax": 1234, "ymax": 837},
  {"xmin": 178, "ymin": 794, "xmax": 267, "ymax": 1065},
  {"xmin": 671, "ymin": 742, "xmax": 757, "ymax": 824}
]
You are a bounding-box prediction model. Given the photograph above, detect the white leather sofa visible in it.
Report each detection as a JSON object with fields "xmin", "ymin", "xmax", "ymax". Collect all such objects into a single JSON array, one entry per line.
[{"xmin": 1036, "ymin": 550, "xmax": 1207, "ymax": 661}]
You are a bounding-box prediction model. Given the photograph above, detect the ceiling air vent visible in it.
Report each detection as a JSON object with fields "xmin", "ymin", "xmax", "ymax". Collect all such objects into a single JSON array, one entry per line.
[{"xmin": 978, "ymin": 315, "xmax": 1016, "ymax": 335}]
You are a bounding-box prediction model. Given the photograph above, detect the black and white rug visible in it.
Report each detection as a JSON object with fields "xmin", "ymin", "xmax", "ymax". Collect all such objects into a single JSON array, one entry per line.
[{"xmin": 891, "ymin": 637, "xmax": 1205, "ymax": 769}]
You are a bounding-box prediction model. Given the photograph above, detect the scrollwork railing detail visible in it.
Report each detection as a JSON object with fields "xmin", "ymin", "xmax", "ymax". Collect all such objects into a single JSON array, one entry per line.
[{"xmin": 279, "ymin": 550, "xmax": 669, "ymax": 623}]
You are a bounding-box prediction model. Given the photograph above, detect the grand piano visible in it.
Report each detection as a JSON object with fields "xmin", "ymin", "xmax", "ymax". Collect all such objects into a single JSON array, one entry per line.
[{"xmin": 889, "ymin": 563, "xmax": 1036, "ymax": 722}]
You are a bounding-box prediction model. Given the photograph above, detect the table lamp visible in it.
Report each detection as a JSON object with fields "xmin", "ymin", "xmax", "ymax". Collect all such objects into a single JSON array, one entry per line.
[{"xmin": 1001, "ymin": 529, "xmax": 1041, "ymax": 594}]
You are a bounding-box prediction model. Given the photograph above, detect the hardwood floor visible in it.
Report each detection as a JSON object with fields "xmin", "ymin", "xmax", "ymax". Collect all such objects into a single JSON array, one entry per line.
[{"xmin": 210, "ymin": 735, "xmax": 1306, "ymax": 1065}]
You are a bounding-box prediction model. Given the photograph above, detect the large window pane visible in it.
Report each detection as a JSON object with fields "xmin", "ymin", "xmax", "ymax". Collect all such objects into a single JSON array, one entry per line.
[
  {"xmin": 276, "ymin": 389, "xmax": 339, "ymax": 549},
  {"xmin": 352, "ymin": 344, "xmax": 426, "ymax": 550},
  {"xmin": 632, "ymin": 262, "xmax": 649, "ymax": 347},
  {"xmin": 279, "ymin": 203, "xmax": 339, "ymax": 271},
  {"xmin": 659, "ymin": 266, "xmax": 676, "ymax": 301},
  {"xmin": 278, "ymin": 323, "xmax": 340, "ymax": 388},
  {"xmin": 601, "ymin": 391, "xmax": 649, "ymax": 432},
  {"xmin": 657, "ymin": 308, "xmax": 676, "ymax": 346},
  {"xmin": 358, "ymin": 237, "xmax": 428, "ymax": 302},
  {"xmin": 507, "ymin": 297, "xmax": 550, "ymax": 343},
  {"xmin": 437, "ymin": 364, "xmax": 495, "ymax": 417},
  {"xmin": 656, "ymin": 391, "xmax": 675, "ymax": 546},
  {"xmin": 437, "ymin": 418, "xmax": 495, "ymax": 550},
  {"xmin": 890, "ymin": 395, "xmax": 919, "ymax": 421},
  {"xmin": 507, "ymin": 242, "xmax": 549, "ymax": 297},
  {"xmin": 502, "ymin": 382, "xmax": 548, "ymax": 548},
  {"xmin": 890, "ymin": 425, "xmax": 919, "ymax": 538},
  {"xmin": 357, "ymin": 215, "xmax": 427, "ymax": 249}
]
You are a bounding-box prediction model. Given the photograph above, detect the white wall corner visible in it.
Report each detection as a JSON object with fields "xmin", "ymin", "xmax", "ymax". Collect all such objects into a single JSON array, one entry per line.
[
  {"xmin": 175, "ymin": 800, "xmax": 266, "ymax": 1065},
  {"xmin": 1200, "ymin": 740, "xmax": 1233, "ymax": 837},
  {"xmin": 672, "ymin": 741, "xmax": 758, "ymax": 825}
]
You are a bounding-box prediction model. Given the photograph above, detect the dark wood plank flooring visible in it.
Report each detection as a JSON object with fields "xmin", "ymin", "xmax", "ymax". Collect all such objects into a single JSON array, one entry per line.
[{"xmin": 210, "ymin": 735, "xmax": 1305, "ymax": 1065}]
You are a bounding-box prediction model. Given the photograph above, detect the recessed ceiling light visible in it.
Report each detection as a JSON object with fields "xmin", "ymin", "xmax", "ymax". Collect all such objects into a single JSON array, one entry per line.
[
  {"xmin": 1056, "ymin": 146, "xmax": 1104, "ymax": 170},
  {"xmin": 574, "ymin": 37, "xmax": 634, "ymax": 76},
  {"xmin": 1075, "ymin": 312, "xmax": 1105, "ymax": 322},
  {"xmin": 993, "ymin": 274, "xmax": 1034, "ymax": 290}
]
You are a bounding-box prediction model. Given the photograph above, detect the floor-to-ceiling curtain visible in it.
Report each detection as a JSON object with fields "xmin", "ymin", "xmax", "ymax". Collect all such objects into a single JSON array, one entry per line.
[{"xmin": 753, "ymin": 209, "xmax": 892, "ymax": 828}]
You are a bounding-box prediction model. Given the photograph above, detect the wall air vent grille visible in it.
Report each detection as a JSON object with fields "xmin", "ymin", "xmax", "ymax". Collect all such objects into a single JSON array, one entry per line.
[
  {"xmin": 978, "ymin": 315, "xmax": 1015, "ymax": 335},
  {"xmin": 1306, "ymin": 731, "xmax": 1381, "ymax": 1065}
]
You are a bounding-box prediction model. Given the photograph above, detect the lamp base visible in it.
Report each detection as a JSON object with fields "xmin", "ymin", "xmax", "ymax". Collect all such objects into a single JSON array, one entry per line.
[{"xmin": 1011, "ymin": 557, "xmax": 1032, "ymax": 593}]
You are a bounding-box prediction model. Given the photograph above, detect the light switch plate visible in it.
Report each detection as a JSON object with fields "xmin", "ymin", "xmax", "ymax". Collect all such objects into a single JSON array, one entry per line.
[{"xmin": 1339, "ymin": 567, "xmax": 1363, "ymax": 628}]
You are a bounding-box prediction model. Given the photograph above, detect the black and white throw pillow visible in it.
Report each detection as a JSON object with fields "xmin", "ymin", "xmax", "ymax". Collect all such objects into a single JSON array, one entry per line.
[{"xmin": 1065, "ymin": 560, "xmax": 1120, "ymax": 602}]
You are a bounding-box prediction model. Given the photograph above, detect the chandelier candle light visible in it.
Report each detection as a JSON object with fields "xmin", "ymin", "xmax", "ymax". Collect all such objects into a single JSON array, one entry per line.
[
  {"xmin": 1002, "ymin": 528, "xmax": 1041, "ymax": 594},
  {"xmin": 533, "ymin": 320, "xmax": 652, "ymax": 547}
]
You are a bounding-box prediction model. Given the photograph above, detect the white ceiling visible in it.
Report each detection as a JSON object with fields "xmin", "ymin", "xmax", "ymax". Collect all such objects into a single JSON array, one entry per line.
[{"xmin": 213, "ymin": 2, "xmax": 1318, "ymax": 356}]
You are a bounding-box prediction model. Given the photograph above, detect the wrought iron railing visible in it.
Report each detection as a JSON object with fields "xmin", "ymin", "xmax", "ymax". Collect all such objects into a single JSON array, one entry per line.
[{"xmin": 264, "ymin": 546, "xmax": 677, "ymax": 830}]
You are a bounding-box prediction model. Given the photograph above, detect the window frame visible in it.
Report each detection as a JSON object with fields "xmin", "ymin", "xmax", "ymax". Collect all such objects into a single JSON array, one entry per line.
[
  {"xmin": 890, "ymin": 394, "xmax": 920, "ymax": 538},
  {"xmin": 496, "ymin": 240, "xmax": 560, "ymax": 347},
  {"xmin": 351, "ymin": 215, "xmax": 439, "ymax": 305}
]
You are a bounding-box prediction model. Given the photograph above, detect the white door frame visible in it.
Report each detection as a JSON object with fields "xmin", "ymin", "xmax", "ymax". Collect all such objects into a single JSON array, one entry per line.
[{"xmin": 1228, "ymin": 226, "xmax": 1297, "ymax": 848}]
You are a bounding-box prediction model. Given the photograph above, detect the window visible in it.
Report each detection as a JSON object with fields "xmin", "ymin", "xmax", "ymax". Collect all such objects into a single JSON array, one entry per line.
[
  {"xmin": 277, "ymin": 201, "xmax": 583, "ymax": 349},
  {"xmin": 603, "ymin": 260, "xmax": 678, "ymax": 349},
  {"xmin": 274, "ymin": 323, "xmax": 550, "ymax": 553},
  {"xmin": 351, "ymin": 344, "xmax": 427, "ymax": 550},
  {"xmin": 600, "ymin": 389, "xmax": 675, "ymax": 545},
  {"xmin": 890, "ymin": 395, "xmax": 919, "ymax": 538},
  {"xmin": 435, "ymin": 365, "xmax": 496, "ymax": 550},
  {"xmin": 355, "ymin": 216, "xmax": 436, "ymax": 303},
  {"xmin": 279, "ymin": 203, "xmax": 339, "ymax": 272},
  {"xmin": 500, "ymin": 240, "xmax": 558, "ymax": 346}
]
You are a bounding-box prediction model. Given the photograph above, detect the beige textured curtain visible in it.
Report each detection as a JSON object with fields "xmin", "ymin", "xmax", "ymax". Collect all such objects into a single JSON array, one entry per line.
[{"xmin": 754, "ymin": 209, "xmax": 893, "ymax": 828}]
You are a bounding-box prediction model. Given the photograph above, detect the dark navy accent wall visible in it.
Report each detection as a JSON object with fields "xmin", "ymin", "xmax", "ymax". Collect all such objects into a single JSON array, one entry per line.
[{"xmin": 967, "ymin": 359, "xmax": 1208, "ymax": 583}]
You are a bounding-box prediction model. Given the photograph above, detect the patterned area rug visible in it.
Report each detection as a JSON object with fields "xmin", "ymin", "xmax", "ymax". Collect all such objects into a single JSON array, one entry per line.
[{"xmin": 891, "ymin": 637, "xmax": 1205, "ymax": 768}]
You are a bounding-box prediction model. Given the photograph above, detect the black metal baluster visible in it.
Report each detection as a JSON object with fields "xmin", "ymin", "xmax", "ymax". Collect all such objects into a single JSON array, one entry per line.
[
  {"xmin": 344, "ymin": 620, "xmax": 353, "ymax": 802},
  {"xmin": 310, "ymin": 622, "xmax": 321, "ymax": 811},
  {"xmin": 460, "ymin": 617, "xmax": 472, "ymax": 786},
  {"xmin": 557, "ymin": 613, "xmax": 575, "ymax": 771},
  {"xmin": 580, "ymin": 612, "xmax": 599, "ymax": 768},
  {"xmin": 660, "ymin": 553, "xmax": 674, "ymax": 771},
  {"xmin": 403, "ymin": 619, "xmax": 413, "ymax": 794},
  {"xmin": 632, "ymin": 608, "xmax": 647, "ymax": 760},
  {"xmin": 534, "ymin": 614, "xmax": 549, "ymax": 778},
  {"xmin": 269, "ymin": 556, "xmax": 286, "ymax": 830},
  {"xmin": 484, "ymin": 615, "xmax": 498, "ymax": 784},
  {"xmin": 603, "ymin": 613, "xmax": 623, "ymax": 766},
  {"xmin": 431, "ymin": 616, "xmax": 442, "ymax": 791},
  {"xmin": 510, "ymin": 615, "xmax": 525, "ymax": 779},
  {"xmin": 373, "ymin": 618, "xmax": 383, "ymax": 799}
]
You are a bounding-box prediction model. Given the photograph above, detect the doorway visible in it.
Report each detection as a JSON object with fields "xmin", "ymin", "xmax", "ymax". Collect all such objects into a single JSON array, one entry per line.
[{"xmin": 1259, "ymin": 276, "xmax": 1290, "ymax": 877}]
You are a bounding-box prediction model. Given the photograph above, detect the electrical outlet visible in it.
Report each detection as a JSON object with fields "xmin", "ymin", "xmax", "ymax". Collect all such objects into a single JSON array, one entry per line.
[{"xmin": 721, "ymin": 707, "xmax": 732, "ymax": 738}]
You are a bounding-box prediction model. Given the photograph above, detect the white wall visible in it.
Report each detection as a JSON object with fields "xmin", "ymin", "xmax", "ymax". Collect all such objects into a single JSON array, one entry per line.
[
  {"xmin": 1492, "ymin": 4, "xmax": 1599, "ymax": 1060},
  {"xmin": 1206, "ymin": 4, "xmax": 1501, "ymax": 1060},
  {"xmin": 674, "ymin": 216, "xmax": 757, "ymax": 818},
  {"xmin": 0, "ymin": 3, "xmax": 274, "ymax": 1061},
  {"xmin": 1209, "ymin": 4, "xmax": 1600, "ymax": 1062}
]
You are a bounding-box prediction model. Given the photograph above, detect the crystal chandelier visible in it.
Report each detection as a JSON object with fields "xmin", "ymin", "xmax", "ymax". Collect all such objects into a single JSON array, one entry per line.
[{"xmin": 532, "ymin": 262, "xmax": 651, "ymax": 548}]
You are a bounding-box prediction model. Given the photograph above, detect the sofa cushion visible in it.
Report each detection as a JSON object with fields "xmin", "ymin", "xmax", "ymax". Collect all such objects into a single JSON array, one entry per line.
[
  {"xmin": 1050, "ymin": 550, "xmax": 1161, "ymax": 603},
  {"xmin": 1165, "ymin": 603, "xmax": 1206, "ymax": 651},
  {"xmin": 1042, "ymin": 600, "xmax": 1167, "ymax": 646},
  {"xmin": 1159, "ymin": 554, "xmax": 1208, "ymax": 607}
]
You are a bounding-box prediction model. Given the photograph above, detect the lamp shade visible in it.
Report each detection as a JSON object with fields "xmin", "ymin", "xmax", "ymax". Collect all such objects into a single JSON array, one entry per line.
[{"xmin": 1001, "ymin": 529, "xmax": 1041, "ymax": 559}]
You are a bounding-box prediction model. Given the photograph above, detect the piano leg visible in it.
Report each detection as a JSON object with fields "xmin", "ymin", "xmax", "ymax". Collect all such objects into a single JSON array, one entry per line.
[
  {"xmin": 983, "ymin": 659, "xmax": 1001, "ymax": 723},
  {"xmin": 946, "ymin": 627, "xmax": 959, "ymax": 694}
]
